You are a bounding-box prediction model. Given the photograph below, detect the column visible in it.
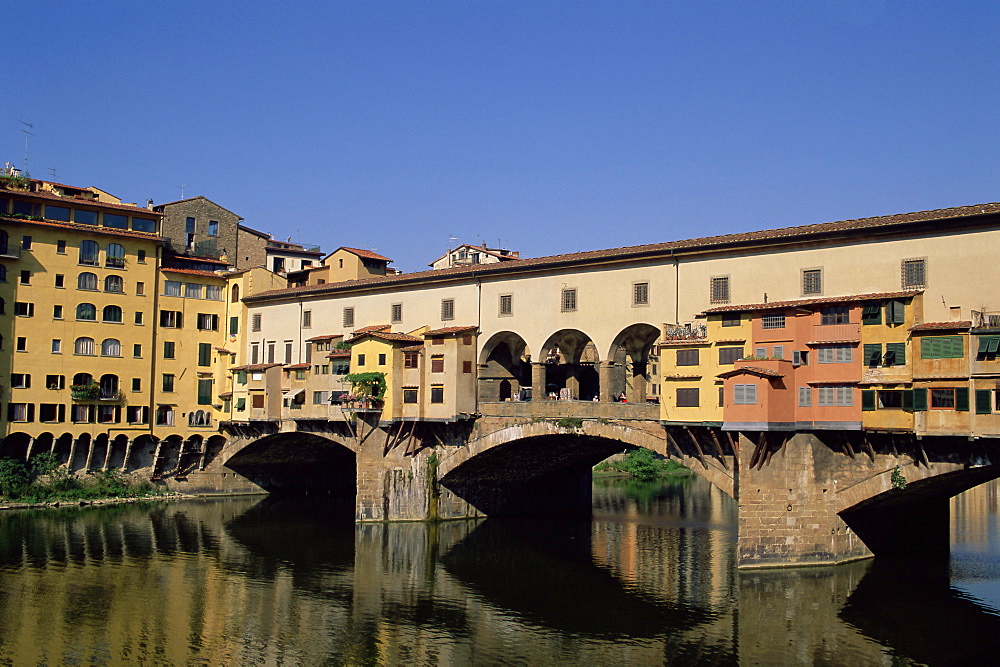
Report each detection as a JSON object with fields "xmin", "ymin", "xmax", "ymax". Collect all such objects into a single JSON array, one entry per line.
[{"xmin": 531, "ymin": 363, "xmax": 547, "ymax": 401}]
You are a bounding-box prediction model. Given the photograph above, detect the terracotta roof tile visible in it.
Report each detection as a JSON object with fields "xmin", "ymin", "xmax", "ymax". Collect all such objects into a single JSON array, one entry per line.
[
  {"xmin": 160, "ymin": 267, "xmax": 222, "ymax": 278},
  {"xmin": 3, "ymin": 187, "xmax": 163, "ymax": 214},
  {"xmin": 717, "ymin": 366, "xmax": 785, "ymax": 379},
  {"xmin": 400, "ymin": 344, "xmax": 424, "ymax": 353},
  {"xmin": 229, "ymin": 363, "xmax": 283, "ymax": 372},
  {"xmin": 306, "ymin": 333, "xmax": 344, "ymax": 342},
  {"xmin": 213, "ymin": 347, "xmax": 234, "ymax": 354},
  {"xmin": 911, "ymin": 321, "xmax": 972, "ymax": 331},
  {"xmin": 702, "ymin": 291, "xmax": 922, "ymax": 314},
  {"xmin": 356, "ymin": 331, "xmax": 423, "ymax": 343},
  {"xmin": 245, "ymin": 203, "xmax": 1000, "ymax": 304},
  {"xmin": 0, "ymin": 214, "xmax": 162, "ymax": 241},
  {"xmin": 352, "ymin": 324, "xmax": 391, "ymax": 335},
  {"xmin": 327, "ymin": 351, "xmax": 351, "ymax": 358},
  {"xmin": 423, "ymin": 325, "xmax": 479, "ymax": 336},
  {"xmin": 284, "ymin": 363, "xmax": 311, "ymax": 370},
  {"xmin": 341, "ymin": 247, "xmax": 392, "ymax": 262}
]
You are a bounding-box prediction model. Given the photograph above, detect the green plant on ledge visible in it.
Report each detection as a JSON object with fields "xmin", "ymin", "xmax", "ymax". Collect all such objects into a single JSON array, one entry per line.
[
  {"xmin": 891, "ymin": 466, "xmax": 907, "ymax": 490},
  {"xmin": 555, "ymin": 417, "xmax": 584, "ymax": 429},
  {"xmin": 343, "ymin": 372, "xmax": 387, "ymax": 400},
  {"xmin": 70, "ymin": 384, "xmax": 100, "ymax": 400}
]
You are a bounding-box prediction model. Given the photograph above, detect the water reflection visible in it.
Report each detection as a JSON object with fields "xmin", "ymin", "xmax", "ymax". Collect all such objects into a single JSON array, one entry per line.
[{"xmin": 2, "ymin": 479, "xmax": 1000, "ymax": 663}]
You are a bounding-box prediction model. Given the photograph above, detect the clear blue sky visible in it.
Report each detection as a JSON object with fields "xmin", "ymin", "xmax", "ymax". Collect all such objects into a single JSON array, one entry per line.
[{"xmin": 5, "ymin": 1, "xmax": 998, "ymax": 272}]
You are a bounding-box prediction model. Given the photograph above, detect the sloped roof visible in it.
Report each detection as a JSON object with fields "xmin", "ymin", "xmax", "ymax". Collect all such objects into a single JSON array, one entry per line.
[
  {"xmin": 911, "ymin": 321, "xmax": 972, "ymax": 331},
  {"xmin": 702, "ymin": 291, "xmax": 923, "ymax": 314},
  {"xmin": 246, "ymin": 203, "xmax": 1000, "ymax": 304},
  {"xmin": 423, "ymin": 325, "xmax": 479, "ymax": 337},
  {"xmin": 717, "ymin": 366, "xmax": 785, "ymax": 379},
  {"xmin": 154, "ymin": 195, "xmax": 243, "ymax": 219}
]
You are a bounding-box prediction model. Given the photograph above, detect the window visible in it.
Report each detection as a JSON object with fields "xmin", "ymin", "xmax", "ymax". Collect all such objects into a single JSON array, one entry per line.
[
  {"xmin": 104, "ymin": 214, "xmax": 128, "ymax": 230},
  {"xmin": 430, "ymin": 386, "xmax": 444, "ymax": 403},
  {"xmin": 104, "ymin": 275, "xmax": 123, "ymax": 293},
  {"xmin": 162, "ymin": 280, "xmax": 182, "ymax": 297},
  {"xmin": 206, "ymin": 285, "xmax": 222, "ymax": 300},
  {"xmin": 719, "ymin": 347, "xmax": 743, "ymax": 365},
  {"xmin": 20, "ymin": 234, "xmax": 32, "ymax": 250},
  {"xmin": 162, "ymin": 374, "xmax": 175, "ymax": 392},
  {"xmin": 676, "ymin": 388, "xmax": 699, "ymax": 407},
  {"xmin": 208, "ymin": 220, "xmax": 219, "ymax": 236},
  {"xmin": 57, "ymin": 240, "xmax": 67, "ymax": 254},
  {"xmin": 102, "ymin": 305, "xmax": 123, "ymax": 323},
  {"xmin": 284, "ymin": 342, "xmax": 292, "ymax": 364},
  {"xmin": 252, "ymin": 394, "xmax": 265, "ymax": 409},
  {"xmin": 886, "ymin": 300, "xmax": 905, "ymax": 325},
  {"xmin": 250, "ymin": 344, "xmax": 260, "ymax": 364},
  {"xmin": 160, "ymin": 310, "xmax": 182, "ymax": 328},
  {"xmin": 73, "ymin": 210, "xmax": 97, "ymax": 226},
  {"xmin": 267, "ymin": 342, "xmax": 276, "ymax": 363},
  {"xmin": 313, "ymin": 391, "xmax": 330, "ymax": 405},
  {"xmin": 0, "ymin": 266, "xmax": 4, "ymax": 282},
  {"xmin": 72, "ymin": 404, "xmax": 93, "ymax": 423},
  {"xmin": 391, "ymin": 303, "xmax": 403, "ymax": 323},
  {"xmin": 197, "ymin": 313, "xmax": 219, "ymax": 331},
  {"xmin": 798, "ymin": 387, "xmax": 812, "ymax": 407},
  {"xmin": 818, "ymin": 386, "xmax": 854, "ymax": 407},
  {"xmin": 77, "ymin": 303, "xmax": 96, "ymax": 320},
  {"xmin": 818, "ymin": 345, "xmax": 854, "ymax": 364},
  {"xmin": 132, "ymin": 378, "xmax": 142, "ymax": 392},
  {"xmin": 229, "ymin": 316, "xmax": 239, "ymax": 336},
  {"xmin": 295, "ymin": 369, "xmax": 306, "ymax": 380},
  {"xmin": 901, "ymin": 258, "xmax": 926, "ymax": 289},
  {"xmin": 755, "ymin": 347, "xmax": 766, "ymax": 358},
  {"xmin": 163, "ymin": 341, "xmax": 176, "ymax": 359},
  {"xmin": 883, "ymin": 342, "xmax": 905, "ymax": 366},
  {"xmin": 864, "ymin": 344, "xmax": 882, "ymax": 367},
  {"xmin": 101, "ymin": 338, "xmax": 121, "ymax": 357},
  {"xmin": 197, "ymin": 379, "xmax": 213, "ymax": 405},
  {"xmin": 16, "ymin": 337, "xmax": 26, "ymax": 351},
  {"xmin": 772, "ymin": 345, "xmax": 785, "ymax": 360},
  {"xmin": 8, "ymin": 404, "xmax": 31, "ymax": 422},
  {"xmin": 820, "ymin": 307, "xmax": 849, "ymax": 325},
  {"xmin": 106, "ymin": 243, "xmax": 125, "ymax": 268},
  {"xmin": 499, "ymin": 294, "xmax": 513, "ymax": 316},
  {"xmin": 127, "ymin": 406, "xmax": 148, "ymax": 424},
  {"xmin": 802, "ymin": 269, "xmax": 822, "ymax": 295},
  {"xmin": 19, "ymin": 270, "xmax": 30, "ymax": 285},
  {"xmin": 343, "ymin": 307, "xmax": 355, "ymax": 328},
  {"xmin": 404, "ymin": 352, "xmax": 419, "ymax": 369},
  {"xmin": 75, "ymin": 337, "xmax": 95, "ymax": 355},
  {"xmin": 431, "ymin": 356, "xmax": 445, "ymax": 373},
  {"xmin": 53, "ymin": 305, "xmax": 63, "ymax": 319},
  {"xmin": 198, "ymin": 343, "xmax": 212, "ymax": 367},
  {"xmin": 877, "ymin": 391, "xmax": 905, "ymax": 409},
  {"xmin": 356, "ymin": 353, "xmax": 366, "ymax": 367},
  {"xmin": 403, "ymin": 388, "xmax": 418, "ymax": 404},
  {"xmin": 441, "ymin": 299, "xmax": 455, "ymax": 321},
  {"xmin": 761, "ymin": 314, "xmax": 785, "ymax": 329},
  {"xmin": 561, "ymin": 288, "xmax": 577, "ymax": 312},
  {"xmin": 133, "ymin": 344, "xmax": 142, "ymax": 357},
  {"xmin": 235, "ymin": 398, "xmax": 247, "ymax": 411},
  {"xmin": 11, "ymin": 373, "xmax": 30, "ymax": 388},
  {"xmin": 251, "ymin": 313, "xmax": 262, "ymax": 332},
  {"xmin": 378, "ymin": 353, "xmax": 387, "ymax": 366},
  {"xmin": 676, "ymin": 349, "xmax": 700, "ymax": 366},
  {"xmin": 46, "ymin": 375, "xmax": 65, "ymax": 390},
  {"xmin": 734, "ymin": 384, "xmax": 757, "ymax": 404},
  {"xmin": 861, "ymin": 303, "xmax": 882, "ymax": 325},
  {"xmin": 920, "ymin": 336, "xmax": 964, "ymax": 359},
  {"xmin": 303, "ymin": 310, "xmax": 312, "ymax": 328},
  {"xmin": 77, "ymin": 272, "xmax": 98, "ymax": 290},
  {"xmin": 45, "ymin": 205, "xmax": 70, "ymax": 222},
  {"xmin": 155, "ymin": 406, "xmax": 174, "ymax": 426},
  {"xmin": 186, "ymin": 217, "xmax": 196, "ymax": 234},
  {"xmin": 978, "ymin": 336, "xmax": 1000, "ymax": 360},
  {"xmin": 185, "ymin": 283, "xmax": 202, "ymax": 299},
  {"xmin": 931, "ymin": 388, "xmax": 956, "ymax": 409},
  {"xmin": 710, "ymin": 276, "xmax": 730, "ymax": 304},
  {"xmin": 39, "ymin": 404, "xmax": 63, "ymax": 423},
  {"xmin": 134, "ymin": 311, "xmax": 144, "ymax": 325},
  {"xmin": 633, "ymin": 282, "xmax": 649, "ymax": 306},
  {"xmin": 722, "ymin": 313, "xmax": 740, "ymax": 327},
  {"xmin": 14, "ymin": 302, "xmax": 34, "ymax": 317},
  {"xmin": 137, "ymin": 249, "xmax": 146, "ymax": 263}
]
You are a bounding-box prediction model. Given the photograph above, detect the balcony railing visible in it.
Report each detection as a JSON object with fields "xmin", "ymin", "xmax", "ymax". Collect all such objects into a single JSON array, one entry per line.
[
  {"xmin": 810, "ymin": 323, "xmax": 861, "ymax": 343},
  {"xmin": 0, "ymin": 242, "xmax": 20, "ymax": 259}
]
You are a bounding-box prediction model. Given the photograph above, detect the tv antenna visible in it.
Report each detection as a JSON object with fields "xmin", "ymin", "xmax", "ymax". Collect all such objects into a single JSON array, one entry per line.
[
  {"xmin": 16, "ymin": 120, "xmax": 35, "ymax": 174},
  {"xmin": 48, "ymin": 167, "xmax": 57, "ymax": 179},
  {"xmin": 176, "ymin": 183, "xmax": 187, "ymax": 198}
]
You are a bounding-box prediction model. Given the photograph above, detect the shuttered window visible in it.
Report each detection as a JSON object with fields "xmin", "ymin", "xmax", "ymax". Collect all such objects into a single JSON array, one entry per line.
[
  {"xmin": 884, "ymin": 342, "xmax": 906, "ymax": 366},
  {"xmin": 920, "ymin": 336, "xmax": 964, "ymax": 359},
  {"xmin": 798, "ymin": 387, "xmax": 811, "ymax": 407},
  {"xmin": 198, "ymin": 343, "xmax": 212, "ymax": 366},
  {"xmin": 864, "ymin": 344, "xmax": 882, "ymax": 367},
  {"xmin": 676, "ymin": 349, "xmax": 700, "ymax": 366},
  {"xmin": 734, "ymin": 384, "xmax": 756, "ymax": 404},
  {"xmin": 977, "ymin": 336, "xmax": 1000, "ymax": 358},
  {"xmin": 861, "ymin": 303, "xmax": 882, "ymax": 325},
  {"xmin": 197, "ymin": 379, "xmax": 213, "ymax": 405},
  {"xmin": 676, "ymin": 388, "xmax": 699, "ymax": 407},
  {"xmin": 886, "ymin": 300, "xmax": 906, "ymax": 325},
  {"xmin": 976, "ymin": 389, "xmax": 993, "ymax": 414}
]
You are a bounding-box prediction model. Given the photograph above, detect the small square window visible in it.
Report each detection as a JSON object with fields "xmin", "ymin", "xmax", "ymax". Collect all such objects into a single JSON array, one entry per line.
[
  {"xmin": 561, "ymin": 288, "xmax": 577, "ymax": 312},
  {"xmin": 430, "ymin": 386, "xmax": 444, "ymax": 403},
  {"xmin": 802, "ymin": 269, "xmax": 822, "ymax": 295},
  {"xmin": 710, "ymin": 276, "xmax": 730, "ymax": 304},
  {"xmin": 57, "ymin": 240, "xmax": 67, "ymax": 254},
  {"xmin": 499, "ymin": 294, "xmax": 513, "ymax": 316},
  {"xmin": 54, "ymin": 274, "xmax": 64, "ymax": 288},
  {"xmin": 441, "ymin": 299, "xmax": 455, "ymax": 321},
  {"xmin": 633, "ymin": 282, "xmax": 649, "ymax": 306},
  {"xmin": 902, "ymin": 258, "xmax": 926, "ymax": 289},
  {"xmin": 391, "ymin": 303, "xmax": 403, "ymax": 323}
]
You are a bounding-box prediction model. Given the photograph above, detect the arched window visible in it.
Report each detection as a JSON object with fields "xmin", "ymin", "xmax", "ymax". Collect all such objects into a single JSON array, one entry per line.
[
  {"xmin": 75, "ymin": 337, "xmax": 95, "ymax": 355},
  {"xmin": 99, "ymin": 374, "xmax": 119, "ymax": 399},
  {"xmin": 73, "ymin": 372, "xmax": 93, "ymax": 386},
  {"xmin": 77, "ymin": 303, "xmax": 96, "ymax": 320},
  {"xmin": 188, "ymin": 410, "xmax": 211, "ymax": 426},
  {"xmin": 79, "ymin": 240, "xmax": 100, "ymax": 266},
  {"xmin": 155, "ymin": 405, "xmax": 174, "ymax": 426},
  {"xmin": 102, "ymin": 305, "xmax": 122, "ymax": 323},
  {"xmin": 104, "ymin": 275, "xmax": 123, "ymax": 293},
  {"xmin": 106, "ymin": 243, "xmax": 125, "ymax": 268},
  {"xmin": 77, "ymin": 272, "xmax": 98, "ymax": 290},
  {"xmin": 231, "ymin": 284, "xmax": 240, "ymax": 303},
  {"xmin": 100, "ymin": 338, "xmax": 121, "ymax": 357}
]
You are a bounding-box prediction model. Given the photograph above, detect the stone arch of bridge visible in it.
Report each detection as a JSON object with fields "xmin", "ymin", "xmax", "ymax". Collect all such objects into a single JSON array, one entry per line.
[
  {"xmin": 436, "ymin": 420, "xmax": 733, "ymax": 516},
  {"xmin": 223, "ymin": 431, "xmax": 357, "ymax": 494},
  {"xmin": 0, "ymin": 432, "xmax": 31, "ymax": 460},
  {"xmin": 478, "ymin": 330, "xmax": 532, "ymax": 402},
  {"xmin": 536, "ymin": 328, "xmax": 601, "ymax": 401},
  {"xmin": 607, "ymin": 323, "xmax": 661, "ymax": 404}
]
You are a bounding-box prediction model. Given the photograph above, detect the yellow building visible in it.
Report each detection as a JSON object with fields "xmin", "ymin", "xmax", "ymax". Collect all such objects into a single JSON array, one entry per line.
[
  {"xmin": 858, "ymin": 292, "xmax": 923, "ymax": 432},
  {"xmin": 1, "ymin": 181, "xmax": 163, "ymax": 459},
  {"xmin": 658, "ymin": 314, "xmax": 751, "ymax": 425}
]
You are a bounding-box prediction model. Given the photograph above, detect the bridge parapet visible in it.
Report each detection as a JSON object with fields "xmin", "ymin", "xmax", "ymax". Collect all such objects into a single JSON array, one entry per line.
[{"xmin": 479, "ymin": 400, "xmax": 659, "ymax": 421}]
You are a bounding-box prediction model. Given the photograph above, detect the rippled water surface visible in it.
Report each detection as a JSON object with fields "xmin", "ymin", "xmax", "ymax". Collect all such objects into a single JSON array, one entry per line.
[{"xmin": 2, "ymin": 477, "xmax": 1000, "ymax": 664}]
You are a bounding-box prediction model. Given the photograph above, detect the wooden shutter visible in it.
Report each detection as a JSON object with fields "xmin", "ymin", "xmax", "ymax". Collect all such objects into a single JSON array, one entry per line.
[
  {"xmin": 955, "ymin": 387, "xmax": 970, "ymax": 412},
  {"xmin": 861, "ymin": 390, "xmax": 876, "ymax": 411},
  {"xmin": 976, "ymin": 389, "xmax": 993, "ymax": 414},
  {"xmin": 912, "ymin": 388, "xmax": 928, "ymax": 411},
  {"xmin": 863, "ymin": 344, "xmax": 882, "ymax": 367}
]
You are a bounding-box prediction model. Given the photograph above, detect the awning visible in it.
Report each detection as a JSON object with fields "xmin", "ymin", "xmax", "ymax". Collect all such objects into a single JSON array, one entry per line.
[{"xmin": 282, "ymin": 388, "xmax": 305, "ymax": 399}]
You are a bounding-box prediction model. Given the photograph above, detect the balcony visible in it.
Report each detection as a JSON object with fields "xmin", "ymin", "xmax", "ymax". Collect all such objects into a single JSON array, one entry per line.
[
  {"xmin": 0, "ymin": 242, "xmax": 20, "ymax": 259},
  {"xmin": 99, "ymin": 389, "xmax": 125, "ymax": 401},
  {"xmin": 809, "ymin": 323, "xmax": 861, "ymax": 344}
]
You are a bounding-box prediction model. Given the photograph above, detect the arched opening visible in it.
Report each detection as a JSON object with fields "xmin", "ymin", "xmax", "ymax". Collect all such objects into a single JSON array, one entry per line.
[
  {"xmin": 203, "ymin": 435, "xmax": 227, "ymax": 469},
  {"xmin": 478, "ymin": 331, "xmax": 531, "ymax": 402},
  {"xmin": 178, "ymin": 435, "xmax": 204, "ymax": 476},
  {"xmin": 99, "ymin": 374, "xmax": 119, "ymax": 399},
  {"xmin": 128, "ymin": 434, "xmax": 158, "ymax": 470},
  {"xmin": 225, "ymin": 432, "xmax": 356, "ymax": 500},
  {"xmin": 231, "ymin": 284, "xmax": 240, "ymax": 303},
  {"xmin": 539, "ymin": 329, "xmax": 600, "ymax": 401},
  {"xmin": 32, "ymin": 432, "xmax": 54, "ymax": 461},
  {"xmin": 107, "ymin": 434, "xmax": 130, "ymax": 469},
  {"xmin": 53, "ymin": 433, "xmax": 74, "ymax": 465},
  {"xmin": 70, "ymin": 433, "xmax": 91, "ymax": 472},
  {"xmin": 0, "ymin": 432, "xmax": 32, "ymax": 460},
  {"xmin": 154, "ymin": 435, "xmax": 184, "ymax": 477},
  {"xmin": 90, "ymin": 434, "xmax": 110, "ymax": 471},
  {"xmin": 608, "ymin": 324, "xmax": 661, "ymax": 404}
]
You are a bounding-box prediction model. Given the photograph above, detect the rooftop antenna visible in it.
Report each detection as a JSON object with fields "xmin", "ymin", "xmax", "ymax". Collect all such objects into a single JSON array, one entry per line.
[
  {"xmin": 176, "ymin": 183, "xmax": 187, "ymax": 198},
  {"xmin": 16, "ymin": 120, "xmax": 35, "ymax": 174},
  {"xmin": 47, "ymin": 167, "xmax": 57, "ymax": 179}
]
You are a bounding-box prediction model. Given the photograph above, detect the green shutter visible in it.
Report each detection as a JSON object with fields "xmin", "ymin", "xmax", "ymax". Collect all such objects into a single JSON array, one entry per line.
[
  {"xmin": 884, "ymin": 342, "xmax": 906, "ymax": 366},
  {"xmin": 198, "ymin": 343, "xmax": 211, "ymax": 366},
  {"xmin": 229, "ymin": 316, "xmax": 239, "ymax": 336},
  {"xmin": 197, "ymin": 379, "xmax": 212, "ymax": 405},
  {"xmin": 235, "ymin": 397, "xmax": 246, "ymax": 411},
  {"xmin": 861, "ymin": 390, "xmax": 876, "ymax": 411},
  {"xmin": 921, "ymin": 336, "xmax": 964, "ymax": 359},
  {"xmin": 956, "ymin": 387, "xmax": 970, "ymax": 412},
  {"xmin": 976, "ymin": 389, "xmax": 993, "ymax": 414},
  {"xmin": 862, "ymin": 303, "xmax": 882, "ymax": 325},
  {"xmin": 863, "ymin": 344, "xmax": 882, "ymax": 367},
  {"xmin": 887, "ymin": 300, "xmax": 905, "ymax": 325},
  {"xmin": 912, "ymin": 388, "xmax": 928, "ymax": 411},
  {"xmin": 902, "ymin": 389, "xmax": 914, "ymax": 412}
]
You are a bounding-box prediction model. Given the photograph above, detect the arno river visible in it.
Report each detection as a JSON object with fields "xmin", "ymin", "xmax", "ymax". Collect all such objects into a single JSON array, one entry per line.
[{"xmin": 2, "ymin": 476, "xmax": 1000, "ymax": 665}]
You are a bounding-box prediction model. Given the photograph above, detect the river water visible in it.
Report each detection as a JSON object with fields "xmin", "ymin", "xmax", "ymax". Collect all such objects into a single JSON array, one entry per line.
[{"xmin": 1, "ymin": 476, "xmax": 1000, "ymax": 665}]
